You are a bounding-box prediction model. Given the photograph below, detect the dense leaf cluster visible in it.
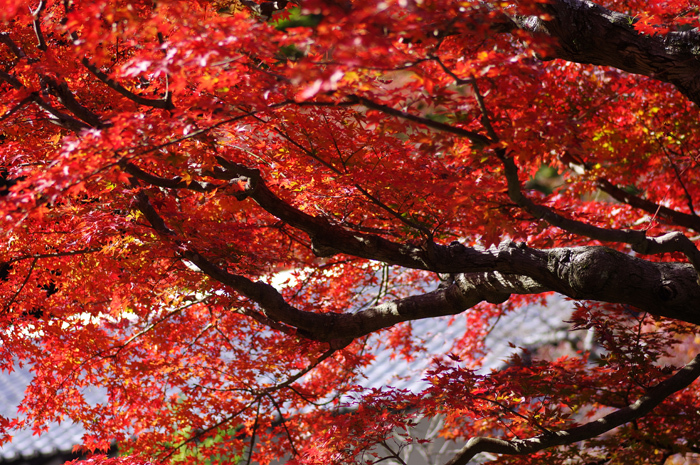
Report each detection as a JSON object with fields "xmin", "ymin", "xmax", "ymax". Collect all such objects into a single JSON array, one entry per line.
[{"xmin": 0, "ymin": 0, "xmax": 699, "ymax": 464}]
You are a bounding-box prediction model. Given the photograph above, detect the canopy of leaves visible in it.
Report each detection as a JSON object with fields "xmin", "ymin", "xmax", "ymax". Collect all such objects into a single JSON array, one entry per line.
[{"xmin": 0, "ymin": 0, "xmax": 700, "ymax": 464}]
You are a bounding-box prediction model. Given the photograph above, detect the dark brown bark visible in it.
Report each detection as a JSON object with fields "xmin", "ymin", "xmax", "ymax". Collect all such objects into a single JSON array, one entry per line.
[{"xmin": 514, "ymin": 0, "xmax": 700, "ymax": 106}]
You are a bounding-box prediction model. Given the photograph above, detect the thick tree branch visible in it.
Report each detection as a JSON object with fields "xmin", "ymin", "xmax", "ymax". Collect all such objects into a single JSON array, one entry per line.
[
  {"xmin": 445, "ymin": 352, "xmax": 700, "ymax": 465},
  {"xmin": 500, "ymin": 152, "xmax": 700, "ymax": 272},
  {"xmin": 133, "ymin": 190, "xmax": 552, "ymax": 342},
  {"xmin": 133, "ymin": 187, "xmax": 700, "ymax": 339},
  {"xmin": 513, "ymin": 0, "xmax": 700, "ymax": 106},
  {"xmin": 205, "ymin": 157, "xmax": 700, "ymax": 326}
]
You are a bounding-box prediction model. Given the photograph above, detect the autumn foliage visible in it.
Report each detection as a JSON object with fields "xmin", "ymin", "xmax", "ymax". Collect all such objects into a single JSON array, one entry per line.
[{"xmin": 1, "ymin": 0, "xmax": 700, "ymax": 463}]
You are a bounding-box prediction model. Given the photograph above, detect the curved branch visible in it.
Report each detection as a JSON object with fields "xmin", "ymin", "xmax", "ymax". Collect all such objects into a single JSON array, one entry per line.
[
  {"xmin": 123, "ymin": 162, "xmax": 219, "ymax": 192},
  {"xmin": 351, "ymin": 95, "xmax": 493, "ymax": 149},
  {"xmin": 514, "ymin": 0, "xmax": 700, "ymax": 106},
  {"xmin": 500, "ymin": 152, "xmax": 700, "ymax": 272},
  {"xmin": 82, "ymin": 59, "xmax": 175, "ymax": 110},
  {"xmin": 445, "ymin": 352, "xmax": 700, "ymax": 465},
  {"xmin": 597, "ymin": 178, "xmax": 700, "ymax": 232},
  {"xmin": 130, "ymin": 190, "xmax": 700, "ymax": 339}
]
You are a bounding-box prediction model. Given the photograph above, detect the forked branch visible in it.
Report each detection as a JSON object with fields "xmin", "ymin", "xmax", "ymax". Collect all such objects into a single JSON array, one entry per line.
[
  {"xmin": 499, "ymin": 153, "xmax": 700, "ymax": 272},
  {"xmin": 0, "ymin": 71, "xmax": 90, "ymax": 132},
  {"xmin": 132, "ymin": 191, "xmax": 556, "ymax": 343}
]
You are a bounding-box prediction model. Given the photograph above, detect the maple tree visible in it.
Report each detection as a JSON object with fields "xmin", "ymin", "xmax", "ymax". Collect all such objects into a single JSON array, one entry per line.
[{"xmin": 1, "ymin": 0, "xmax": 700, "ymax": 463}]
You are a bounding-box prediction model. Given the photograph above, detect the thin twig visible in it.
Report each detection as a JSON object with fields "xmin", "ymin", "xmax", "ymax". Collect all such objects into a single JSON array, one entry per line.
[
  {"xmin": 245, "ymin": 400, "xmax": 261, "ymax": 465},
  {"xmin": 354, "ymin": 184, "xmax": 433, "ymax": 238},
  {"xmin": 262, "ymin": 347, "xmax": 336, "ymax": 393},
  {"xmin": 112, "ymin": 297, "xmax": 210, "ymax": 357},
  {"xmin": 265, "ymin": 393, "xmax": 299, "ymax": 456},
  {"xmin": 474, "ymin": 395, "xmax": 552, "ymax": 436},
  {"xmin": 5, "ymin": 247, "xmax": 101, "ymax": 265},
  {"xmin": 160, "ymin": 401, "xmax": 257, "ymax": 460},
  {"xmin": 432, "ymin": 55, "xmax": 499, "ymax": 141},
  {"xmin": 2, "ymin": 257, "xmax": 37, "ymax": 314},
  {"xmin": 32, "ymin": 0, "xmax": 47, "ymax": 51},
  {"xmin": 662, "ymin": 146, "xmax": 696, "ymax": 215}
]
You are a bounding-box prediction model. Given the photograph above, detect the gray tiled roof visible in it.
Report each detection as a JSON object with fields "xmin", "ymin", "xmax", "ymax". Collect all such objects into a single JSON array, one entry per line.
[
  {"xmin": 0, "ymin": 295, "xmax": 574, "ymax": 461},
  {"xmin": 355, "ymin": 294, "xmax": 574, "ymax": 394},
  {"xmin": 0, "ymin": 366, "xmax": 106, "ymax": 462},
  {"xmin": 0, "ymin": 366, "xmax": 79, "ymax": 461}
]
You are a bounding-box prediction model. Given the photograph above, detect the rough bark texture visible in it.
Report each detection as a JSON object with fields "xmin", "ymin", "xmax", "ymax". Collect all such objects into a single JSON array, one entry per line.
[
  {"xmin": 518, "ymin": 0, "xmax": 700, "ymax": 106},
  {"xmin": 137, "ymin": 158, "xmax": 700, "ymax": 343}
]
